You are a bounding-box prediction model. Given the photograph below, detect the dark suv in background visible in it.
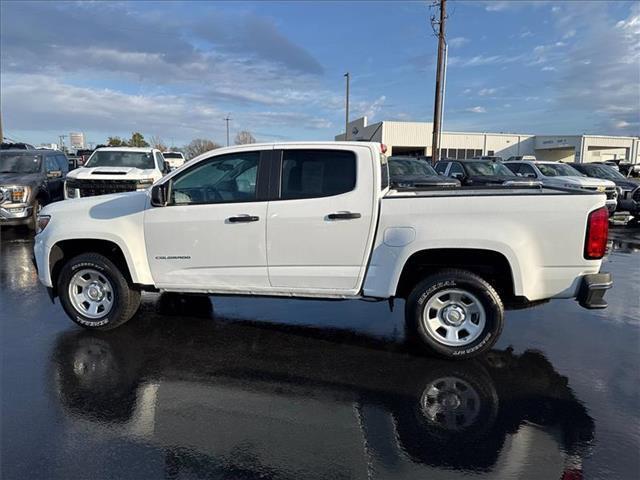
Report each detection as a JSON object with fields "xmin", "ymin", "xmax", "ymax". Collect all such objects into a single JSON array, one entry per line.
[{"xmin": 0, "ymin": 149, "xmax": 68, "ymax": 229}]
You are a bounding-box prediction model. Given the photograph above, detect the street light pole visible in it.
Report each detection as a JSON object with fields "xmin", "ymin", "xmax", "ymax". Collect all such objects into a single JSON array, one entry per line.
[
  {"xmin": 344, "ymin": 72, "xmax": 350, "ymax": 141},
  {"xmin": 224, "ymin": 116, "xmax": 231, "ymax": 146},
  {"xmin": 430, "ymin": 0, "xmax": 447, "ymax": 165}
]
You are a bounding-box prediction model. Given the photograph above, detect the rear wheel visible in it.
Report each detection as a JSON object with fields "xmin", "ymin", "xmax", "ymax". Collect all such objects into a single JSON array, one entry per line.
[
  {"xmin": 405, "ymin": 269, "xmax": 504, "ymax": 359},
  {"xmin": 58, "ymin": 253, "xmax": 141, "ymax": 330}
]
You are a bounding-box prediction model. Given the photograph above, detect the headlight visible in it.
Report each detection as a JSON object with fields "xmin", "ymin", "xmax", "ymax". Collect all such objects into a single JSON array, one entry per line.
[
  {"xmin": 0, "ymin": 185, "xmax": 31, "ymax": 203},
  {"xmin": 65, "ymin": 182, "xmax": 78, "ymax": 199},
  {"xmin": 136, "ymin": 178, "xmax": 154, "ymax": 190},
  {"xmin": 36, "ymin": 215, "xmax": 51, "ymax": 234}
]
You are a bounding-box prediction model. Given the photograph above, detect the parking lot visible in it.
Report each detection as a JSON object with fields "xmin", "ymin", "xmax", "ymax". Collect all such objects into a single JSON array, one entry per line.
[{"xmin": 0, "ymin": 225, "xmax": 638, "ymax": 479}]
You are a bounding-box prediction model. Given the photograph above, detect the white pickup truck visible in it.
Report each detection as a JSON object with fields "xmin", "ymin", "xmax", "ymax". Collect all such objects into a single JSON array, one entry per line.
[
  {"xmin": 64, "ymin": 147, "xmax": 170, "ymax": 199},
  {"xmin": 33, "ymin": 142, "xmax": 613, "ymax": 359}
]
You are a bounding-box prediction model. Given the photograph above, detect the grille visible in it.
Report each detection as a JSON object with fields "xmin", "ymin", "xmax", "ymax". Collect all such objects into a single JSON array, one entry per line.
[
  {"xmin": 72, "ymin": 180, "xmax": 138, "ymax": 197},
  {"xmin": 633, "ymin": 187, "xmax": 640, "ymax": 202},
  {"xmin": 583, "ymin": 186, "xmax": 617, "ymax": 200}
]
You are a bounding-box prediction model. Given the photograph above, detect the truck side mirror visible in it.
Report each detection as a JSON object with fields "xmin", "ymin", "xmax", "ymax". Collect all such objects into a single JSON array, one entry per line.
[
  {"xmin": 150, "ymin": 184, "xmax": 168, "ymax": 207},
  {"xmin": 451, "ymin": 172, "xmax": 463, "ymax": 180},
  {"xmin": 47, "ymin": 170, "xmax": 63, "ymax": 179}
]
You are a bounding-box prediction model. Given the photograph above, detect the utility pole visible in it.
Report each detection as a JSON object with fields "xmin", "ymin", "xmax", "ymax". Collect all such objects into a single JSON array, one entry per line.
[
  {"xmin": 344, "ymin": 72, "xmax": 350, "ymax": 141},
  {"xmin": 0, "ymin": 108, "xmax": 3, "ymax": 142},
  {"xmin": 223, "ymin": 116, "xmax": 231, "ymax": 146},
  {"xmin": 430, "ymin": 0, "xmax": 447, "ymax": 165}
]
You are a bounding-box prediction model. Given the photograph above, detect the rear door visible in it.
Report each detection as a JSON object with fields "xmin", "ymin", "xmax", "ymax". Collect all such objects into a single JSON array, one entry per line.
[{"xmin": 266, "ymin": 145, "xmax": 376, "ymax": 293}]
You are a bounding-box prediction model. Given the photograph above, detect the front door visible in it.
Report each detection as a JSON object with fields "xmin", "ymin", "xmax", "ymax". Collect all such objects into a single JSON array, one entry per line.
[
  {"xmin": 266, "ymin": 146, "xmax": 376, "ymax": 293},
  {"xmin": 144, "ymin": 149, "xmax": 270, "ymax": 290}
]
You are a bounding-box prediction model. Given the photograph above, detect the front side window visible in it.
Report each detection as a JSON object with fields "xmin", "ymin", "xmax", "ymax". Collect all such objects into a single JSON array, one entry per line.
[
  {"xmin": 280, "ymin": 149, "xmax": 356, "ymax": 200},
  {"xmin": 449, "ymin": 163, "xmax": 465, "ymax": 176},
  {"xmin": 434, "ymin": 162, "xmax": 448, "ymax": 174},
  {"xmin": 55, "ymin": 155, "xmax": 69, "ymax": 173},
  {"xmin": 170, "ymin": 151, "xmax": 260, "ymax": 205},
  {"xmin": 45, "ymin": 157, "xmax": 59, "ymax": 172},
  {"xmin": 85, "ymin": 151, "xmax": 156, "ymax": 169}
]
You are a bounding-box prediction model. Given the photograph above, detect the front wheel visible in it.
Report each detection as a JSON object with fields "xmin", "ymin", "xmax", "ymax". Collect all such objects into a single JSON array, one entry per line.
[
  {"xmin": 405, "ymin": 269, "xmax": 504, "ymax": 359},
  {"xmin": 58, "ymin": 253, "xmax": 141, "ymax": 330}
]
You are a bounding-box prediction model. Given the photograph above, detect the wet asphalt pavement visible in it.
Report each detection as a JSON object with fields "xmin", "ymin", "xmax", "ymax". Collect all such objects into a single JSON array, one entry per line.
[{"xmin": 1, "ymin": 226, "xmax": 639, "ymax": 480}]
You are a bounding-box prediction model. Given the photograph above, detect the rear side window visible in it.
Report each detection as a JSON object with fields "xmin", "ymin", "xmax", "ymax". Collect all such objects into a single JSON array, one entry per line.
[{"xmin": 280, "ymin": 149, "xmax": 356, "ymax": 200}]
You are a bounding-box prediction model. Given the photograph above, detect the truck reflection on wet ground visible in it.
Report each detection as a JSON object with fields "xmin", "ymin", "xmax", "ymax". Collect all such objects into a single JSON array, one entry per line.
[{"xmin": 1, "ymin": 226, "xmax": 639, "ymax": 479}]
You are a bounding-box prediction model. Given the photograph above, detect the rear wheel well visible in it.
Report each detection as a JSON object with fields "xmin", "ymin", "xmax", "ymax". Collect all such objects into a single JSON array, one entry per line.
[
  {"xmin": 395, "ymin": 249, "xmax": 516, "ymax": 303},
  {"xmin": 50, "ymin": 239, "xmax": 132, "ymax": 292}
]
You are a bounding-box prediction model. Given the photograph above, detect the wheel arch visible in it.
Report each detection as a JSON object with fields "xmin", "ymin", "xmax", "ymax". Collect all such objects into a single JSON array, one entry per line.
[
  {"xmin": 395, "ymin": 248, "xmax": 519, "ymax": 303},
  {"xmin": 49, "ymin": 238, "xmax": 136, "ymax": 295}
]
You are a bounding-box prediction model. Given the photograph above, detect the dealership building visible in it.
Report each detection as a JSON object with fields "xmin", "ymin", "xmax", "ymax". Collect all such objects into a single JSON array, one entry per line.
[{"xmin": 336, "ymin": 117, "xmax": 640, "ymax": 164}]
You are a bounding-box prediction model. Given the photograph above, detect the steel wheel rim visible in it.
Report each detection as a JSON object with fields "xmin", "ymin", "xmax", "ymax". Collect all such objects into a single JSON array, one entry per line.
[
  {"xmin": 420, "ymin": 376, "xmax": 481, "ymax": 430},
  {"xmin": 422, "ymin": 288, "xmax": 486, "ymax": 347},
  {"xmin": 68, "ymin": 269, "xmax": 114, "ymax": 320}
]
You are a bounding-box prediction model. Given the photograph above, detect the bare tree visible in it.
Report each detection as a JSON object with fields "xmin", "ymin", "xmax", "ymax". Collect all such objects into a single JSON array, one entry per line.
[
  {"xmin": 234, "ymin": 130, "xmax": 256, "ymax": 145},
  {"xmin": 150, "ymin": 135, "xmax": 167, "ymax": 152},
  {"xmin": 184, "ymin": 138, "xmax": 221, "ymax": 159}
]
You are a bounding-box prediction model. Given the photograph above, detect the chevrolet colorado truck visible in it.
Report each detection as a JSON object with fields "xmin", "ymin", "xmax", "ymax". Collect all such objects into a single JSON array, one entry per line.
[
  {"xmin": 64, "ymin": 147, "xmax": 170, "ymax": 199},
  {"xmin": 33, "ymin": 142, "xmax": 613, "ymax": 359}
]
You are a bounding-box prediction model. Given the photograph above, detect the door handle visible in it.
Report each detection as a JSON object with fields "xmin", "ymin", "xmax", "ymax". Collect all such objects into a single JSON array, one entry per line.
[
  {"xmin": 327, "ymin": 212, "xmax": 361, "ymax": 220},
  {"xmin": 228, "ymin": 215, "xmax": 260, "ymax": 223}
]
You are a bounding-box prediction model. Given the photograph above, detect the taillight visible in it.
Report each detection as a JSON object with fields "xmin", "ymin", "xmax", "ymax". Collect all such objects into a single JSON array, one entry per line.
[{"xmin": 584, "ymin": 207, "xmax": 608, "ymax": 260}]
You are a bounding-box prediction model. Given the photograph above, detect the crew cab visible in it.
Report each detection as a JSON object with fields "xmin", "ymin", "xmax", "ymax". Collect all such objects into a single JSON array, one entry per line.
[
  {"xmin": 504, "ymin": 160, "xmax": 618, "ymax": 214},
  {"xmin": 64, "ymin": 147, "xmax": 170, "ymax": 199},
  {"xmin": 33, "ymin": 142, "xmax": 613, "ymax": 359}
]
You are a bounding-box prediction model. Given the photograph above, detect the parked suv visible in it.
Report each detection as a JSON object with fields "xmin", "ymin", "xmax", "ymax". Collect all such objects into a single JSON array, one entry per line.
[
  {"xmin": 434, "ymin": 159, "xmax": 533, "ymax": 186},
  {"xmin": 0, "ymin": 149, "xmax": 68, "ymax": 229},
  {"xmin": 65, "ymin": 147, "xmax": 170, "ymax": 199},
  {"xmin": 504, "ymin": 160, "xmax": 618, "ymax": 214}
]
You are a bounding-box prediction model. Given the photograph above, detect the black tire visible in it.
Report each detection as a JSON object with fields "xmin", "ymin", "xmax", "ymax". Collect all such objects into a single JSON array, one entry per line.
[
  {"xmin": 57, "ymin": 253, "xmax": 141, "ymax": 330},
  {"xmin": 405, "ymin": 269, "xmax": 504, "ymax": 359},
  {"xmin": 28, "ymin": 199, "xmax": 41, "ymax": 231}
]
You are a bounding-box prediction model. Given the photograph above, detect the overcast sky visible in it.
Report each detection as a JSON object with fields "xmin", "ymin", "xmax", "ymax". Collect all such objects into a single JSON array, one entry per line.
[{"xmin": 1, "ymin": 0, "xmax": 638, "ymax": 147}]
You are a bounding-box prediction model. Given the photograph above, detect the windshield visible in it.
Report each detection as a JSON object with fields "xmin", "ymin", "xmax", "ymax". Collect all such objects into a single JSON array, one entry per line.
[
  {"xmin": 581, "ymin": 164, "xmax": 626, "ymax": 180},
  {"xmin": 389, "ymin": 157, "xmax": 437, "ymax": 177},
  {"xmin": 464, "ymin": 161, "xmax": 515, "ymax": 177},
  {"xmin": 537, "ymin": 163, "xmax": 584, "ymax": 177},
  {"xmin": 0, "ymin": 152, "xmax": 42, "ymax": 173},
  {"xmin": 163, "ymin": 152, "xmax": 183, "ymax": 159},
  {"xmin": 85, "ymin": 151, "xmax": 155, "ymax": 169}
]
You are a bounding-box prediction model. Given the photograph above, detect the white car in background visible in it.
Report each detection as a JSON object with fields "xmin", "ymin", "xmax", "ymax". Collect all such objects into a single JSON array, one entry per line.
[
  {"xmin": 64, "ymin": 147, "xmax": 170, "ymax": 199},
  {"xmin": 163, "ymin": 151, "xmax": 186, "ymax": 170},
  {"xmin": 504, "ymin": 160, "xmax": 618, "ymax": 214}
]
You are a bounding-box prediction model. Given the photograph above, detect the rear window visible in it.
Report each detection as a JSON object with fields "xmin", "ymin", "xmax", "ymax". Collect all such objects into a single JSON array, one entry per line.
[
  {"xmin": 280, "ymin": 149, "xmax": 356, "ymax": 200},
  {"xmin": 163, "ymin": 152, "xmax": 184, "ymax": 159}
]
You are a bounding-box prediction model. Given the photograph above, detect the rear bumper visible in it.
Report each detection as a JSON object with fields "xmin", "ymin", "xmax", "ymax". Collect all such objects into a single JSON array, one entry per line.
[{"xmin": 577, "ymin": 272, "xmax": 613, "ymax": 309}]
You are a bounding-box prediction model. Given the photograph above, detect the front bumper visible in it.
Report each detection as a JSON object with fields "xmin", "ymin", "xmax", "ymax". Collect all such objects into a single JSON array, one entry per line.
[
  {"xmin": 577, "ymin": 273, "xmax": 613, "ymax": 309},
  {"xmin": 0, "ymin": 204, "xmax": 33, "ymax": 226}
]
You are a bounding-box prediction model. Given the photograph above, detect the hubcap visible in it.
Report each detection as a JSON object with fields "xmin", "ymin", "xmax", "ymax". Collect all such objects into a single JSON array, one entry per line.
[
  {"xmin": 68, "ymin": 269, "xmax": 114, "ymax": 320},
  {"xmin": 420, "ymin": 376, "xmax": 481, "ymax": 430},
  {"xmin": 422, "ymin": 289, "xmax": 486, "ymax": 347}
]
